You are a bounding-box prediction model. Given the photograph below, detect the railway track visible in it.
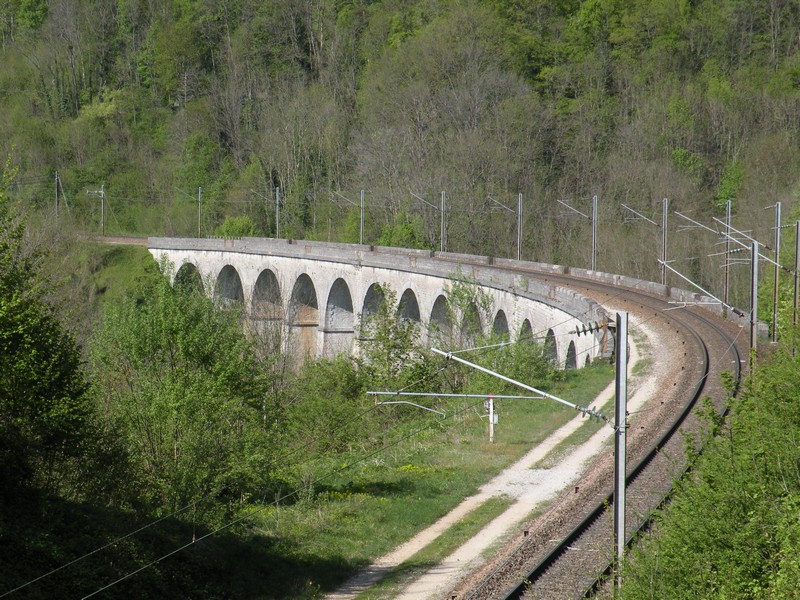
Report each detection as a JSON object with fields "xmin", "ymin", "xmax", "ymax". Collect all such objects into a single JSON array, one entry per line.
[
  {"xmin": 125, "ymin": 238, "xmax": 742, "ymax": 598},
  {"xmin": 438, "ymin": 263, "xmax": 746, "ymax": 600}
]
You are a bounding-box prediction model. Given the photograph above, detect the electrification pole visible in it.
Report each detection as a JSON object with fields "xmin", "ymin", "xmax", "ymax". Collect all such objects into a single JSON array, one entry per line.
[
  {"xmin": 661, "ymin": 198, "xmax": 668, "ymax": 286},
  {"xmin": 517, "ymin": 193, "xmax": 522, "ymax": 261},
  {"xmin": 724, "ymin": 200, "xmax": 731, "ymax": 307},
  {"xmin": 489, "ymin": 393, "xmax": 495, "ymax": 443},
  {"xmin": 88, "ymin": 184, "xmax": 105, "ymax": 236},
  {"xmin": 591, "ymin": 195, "xmax": 598, "ymax": 271},
  {"xmin": 276, "ymin": 186, "xmax": 281, "ymax": 239},
  {"xmin": 751, "ymin": 241, "xmax": 759, "ymax": 356},
  {"xmin": 440, "ymin": 191, "xmax": 446, "ymax": 253},
  {"xmin": 360, "ymin": 189, "xmax": 365, "ymax": 245},
  {"xmin": 772, "ymin": 202, "xmax": 781, "ymax": 343},
  {"xmin": 197, "ymin": 187, "xmax": 202, "ymax": 238},
  {"xmin": 614, "ymin": 311, "xmax": 628, "ymax": 587}
]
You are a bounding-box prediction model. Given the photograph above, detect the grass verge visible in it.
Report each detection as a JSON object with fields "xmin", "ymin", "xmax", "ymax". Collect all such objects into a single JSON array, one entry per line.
[
  {"xmin": 354, "ymin": 495, "xmax": 515, "ymax": 599},
  {"xmin": 243, "ymin": 362, "xmax": 616, "ymax": 597}
]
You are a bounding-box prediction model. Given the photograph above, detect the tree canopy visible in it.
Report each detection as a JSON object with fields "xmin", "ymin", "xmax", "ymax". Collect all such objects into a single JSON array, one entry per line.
[
  {"xmin": 90, "ymin": 261, "xmax": 274, "ymax": 513},
  {"xmin": 0, "ymin": 155, "xmax": 96, "ymax": 498},
  {"xmin": 1, "ymin": 0, "xmax": 799, "ymax": 304}
]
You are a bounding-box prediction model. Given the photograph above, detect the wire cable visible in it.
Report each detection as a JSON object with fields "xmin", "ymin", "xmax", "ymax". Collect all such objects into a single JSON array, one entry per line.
[
  {"xmin": 79, "ymin": 389, "xmax": 477, "ymax": 600},
  {"xmin": 1, "ymin": 390, "xmax": 390, "ymax": 598}
]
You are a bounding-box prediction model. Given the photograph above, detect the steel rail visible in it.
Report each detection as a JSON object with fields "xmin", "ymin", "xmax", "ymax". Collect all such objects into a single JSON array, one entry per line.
[
  {"xmin": 490, "ymin": 306, "xmax": 710, "ymax": 600},
  {"xmin": 431, "ymin": 259, "xmax": 743, "ymax": 600}
]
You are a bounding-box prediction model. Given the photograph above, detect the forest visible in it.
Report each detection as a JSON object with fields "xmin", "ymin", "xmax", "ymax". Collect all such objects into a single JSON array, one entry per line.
[
  {"xmin": 1, "ymin": 0, "xmax": 800, "ymax": 303},
  {"xmin": 4, "ymin": 0, "xmax": 800, "ymax": 598}
]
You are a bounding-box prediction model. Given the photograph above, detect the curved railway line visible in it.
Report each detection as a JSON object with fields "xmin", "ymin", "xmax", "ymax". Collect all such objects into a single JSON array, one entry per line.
[
  {"xmin": 122, "ymin": 239, "xmax": 748, "ymax": 600},
  {"xmin": 116, "ymin": 235, "xmax": 747, "ymax": 599},
  {"xmin": 440, "ymin": 262, "xmax": 747, "ymax": 600}
]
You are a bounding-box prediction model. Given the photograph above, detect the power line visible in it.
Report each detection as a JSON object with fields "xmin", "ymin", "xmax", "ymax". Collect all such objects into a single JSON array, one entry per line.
[
  {"xmin": 1, "ymin": 394, "xmax": 390, "ymax": 598},
  {"xmin": 79, "ymin": 391, "xmax": 479, "ymax": 599}
]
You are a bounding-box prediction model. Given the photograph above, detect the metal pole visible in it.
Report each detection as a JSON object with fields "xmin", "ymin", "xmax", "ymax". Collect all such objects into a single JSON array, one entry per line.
[
  {"xmin": 367, "ymin": 391, "xmax": 543, "ymax": 400},
  {"xmin": 276, "ymin": 186, "xmax": 281, "ymax": 239},
  {"xmin": 661, "ymin": 198, "xmax": 668, "ymax": 285},
  {"xmin": 751, "ymin": 241, "xmax": 759, "ymax": 356},
  {"xmin": 360, "ymin": 189, "xmax": 365, "ymax": 245},
  {"xmin": 489, "ymin": 393, "xmax": 495, "ymax": 443},
  {"xmin": 794, "ymin": 220, "xmax": 799, "ymax": 356},
  {"xmin": 591, "ymin": 195, "xmax": 598, "ymax": 271},
  {"xmin": 772, "ymin": 202, "xmax": 781, "ymax": 343},
  {"xmin": 197, "ymin": 187, "xmax": 202, "ymax": 238},
  {"xmin": 724, "ymin": 200, "xmax": 731, "ymax": 307},
  {"xmin": 614, "ymin": 311, "xmax": 628, "ymax": 587},
  {"xmin": 517, "ymin": 193, "xmax": 522, "ymax": 261},
  {"xmin": 100, "ymin": 184, "xmax": 105, "ymax": 237},
  {"xmin": 430, "ymin": 347, "xmax": 605, "ymax": 419},
  {"xmin": 440, "ymin": 191, "xmax": 446, "ymax": 253},
  {"xmin": 55, "ymin": 171, "xmax": 59, "ymax": 220}
]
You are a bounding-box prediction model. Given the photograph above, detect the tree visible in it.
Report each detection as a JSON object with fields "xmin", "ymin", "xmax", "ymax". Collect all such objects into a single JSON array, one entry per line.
[
  {"xmin": 90, "ymin": 261, "xmax": 274, "ymax": 514},
  {"xmin": 214, "ymin": 214, "xmax": 256, "ymax": 237},
  {"xmin": 357, "ymin": 283, "xmax": 426, "ymax": 388},
  {"xmin": 0, "ymin": 155, "xmax": 95, "ymax": 498}
]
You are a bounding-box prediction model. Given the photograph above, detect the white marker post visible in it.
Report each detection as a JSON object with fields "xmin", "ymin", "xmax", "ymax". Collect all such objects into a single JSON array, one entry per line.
[{"xmin": 489, "ymin": 393, "xmax": 495, "ymax": 443}]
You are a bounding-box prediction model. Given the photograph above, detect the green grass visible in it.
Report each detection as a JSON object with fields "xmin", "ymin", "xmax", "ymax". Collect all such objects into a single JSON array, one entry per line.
[
  {"xmin": 354, "ymin": 495, "xmax": 515, "ymax": 599},
  {"xmin": 241, "ymin": 362, "xmax": 616, "ymax": 596},
  {"xmin": 28, "ymin": 245, "xmax": 619, "ymax": 598}
]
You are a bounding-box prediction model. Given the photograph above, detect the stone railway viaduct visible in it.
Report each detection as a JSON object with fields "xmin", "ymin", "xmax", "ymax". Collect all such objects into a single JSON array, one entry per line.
[{"xmin": 148, "ymin": 237, "xmax": 611, "ymax": 367}]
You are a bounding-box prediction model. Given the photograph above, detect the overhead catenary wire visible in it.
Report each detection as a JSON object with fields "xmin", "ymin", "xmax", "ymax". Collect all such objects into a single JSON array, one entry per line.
[
  {"xmin": 78, "ymin": 387, "xmax": 485, "ymax": 600},
  {"xmin": 1, "ymin": 392, "xmax": 394, "ymax": 598}
]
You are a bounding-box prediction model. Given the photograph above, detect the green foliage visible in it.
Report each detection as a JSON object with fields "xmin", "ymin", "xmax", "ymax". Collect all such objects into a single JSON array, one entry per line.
[
  {"xmin": 90, "ymin": 262, "xmax": 273, "ymax": 514},
  {"xmin": 14, "ymin": 0, "xmax": 47, "ymax": 29},
  {"xmin": 444, "ymin": 269, "xmax": 493, "ymax": 346},
  {"xmin": 620, "ymin": 349, "xmax": 800, "ymax": 598},
  {"xmin": 714, "ymin": 160, "xmax": 745, "ymax": 210},
  {"xmin": 357, "ymin": 283, "xmax": 428, "ymax": 388},
  {"xmin": 378, "ymin": 214, "xmax": 429, "ymax": 249},
  {"xmin": 176, "ymin": 132, "xmax": 219, "ymax": 192},
  {"xmin": 0, "ymin": 155, "xmax": 101, "ymax": 498},
  {"xmin": 280, "ymin": 356, "xmax": 366, "ymax": 454},
  {"xmin": 214, "ymin": 215, "xmax": 256, "ymax": 238},
  {"xmin": 671, "ymin": 147, "xmax": 705, "ymax": 183}
]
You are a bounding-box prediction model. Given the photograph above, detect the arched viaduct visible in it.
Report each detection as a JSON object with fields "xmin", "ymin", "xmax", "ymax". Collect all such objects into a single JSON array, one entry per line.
[{"xmin": 148, "ymin": 238, "xmax": 611, "ymax": 367}]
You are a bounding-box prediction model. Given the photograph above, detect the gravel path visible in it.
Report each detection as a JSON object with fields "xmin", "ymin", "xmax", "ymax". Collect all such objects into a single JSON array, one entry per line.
[{"xmin": 327, "ymin": 312, "xmax": 662, "ymax": 600}]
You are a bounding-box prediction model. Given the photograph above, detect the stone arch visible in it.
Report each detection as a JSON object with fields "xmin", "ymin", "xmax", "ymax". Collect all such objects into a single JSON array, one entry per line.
[
  {"xmin": 519, "ymin": 318, "xmax": 533, "ymax": 342},
  {"xmin": 429, "ymin": 294, "xmax": 453, "ymax": 339},
  {"xmin": 397, "ymin": 288, "xmax": 421, "ymax": 322},
  {"xmin": 325, "ymin": 278, "xmax": 354, "ymax": 331},
  {"xmin": 324, "ymin": 278, "xmax": 355, "ymax": 357},
  {"xmin": 566, "ymin": 340, "xmax": 577, "ymax": 369},
  {"xmin": 175, "ymin": 262, "xmax": 203, "ymax": 293},
  {"xmin": 544, "ymin": 329, "xmax": 558, "ymax": 364},
  {"xmin": 251, "ymin": 269, "xmax": 283, "ymax": 320},
  {"xmin": 460, "ymin": 302, "xmax": 482, "ymax": 344},
  {"xmin": 215, "ymin": 265, "xmax": 244, "ymax": 305},
  {"xmin": 289, "ymin": 274, "xmax": 319, "ymax": 325},
  {"xmin": 362, "ymin": 282, "xmax": 386, "ymax": 317},
  {"xmin": 288, "ymin": 274, "xmax": 319, "ymax": 358},
  {"xmin": 492, "ymin": 310, "xmax": 509, "ymax": 339}
]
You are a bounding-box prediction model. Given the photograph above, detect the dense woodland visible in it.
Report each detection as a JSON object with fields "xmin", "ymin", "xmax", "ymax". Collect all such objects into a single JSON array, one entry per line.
[
  {"xmin": 4, "ymin": 0, "xmax": 800, "ymax": 598},
  {"xmin": 2, "ymin": 0, "xmax": 800, "ymax": 302}
]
